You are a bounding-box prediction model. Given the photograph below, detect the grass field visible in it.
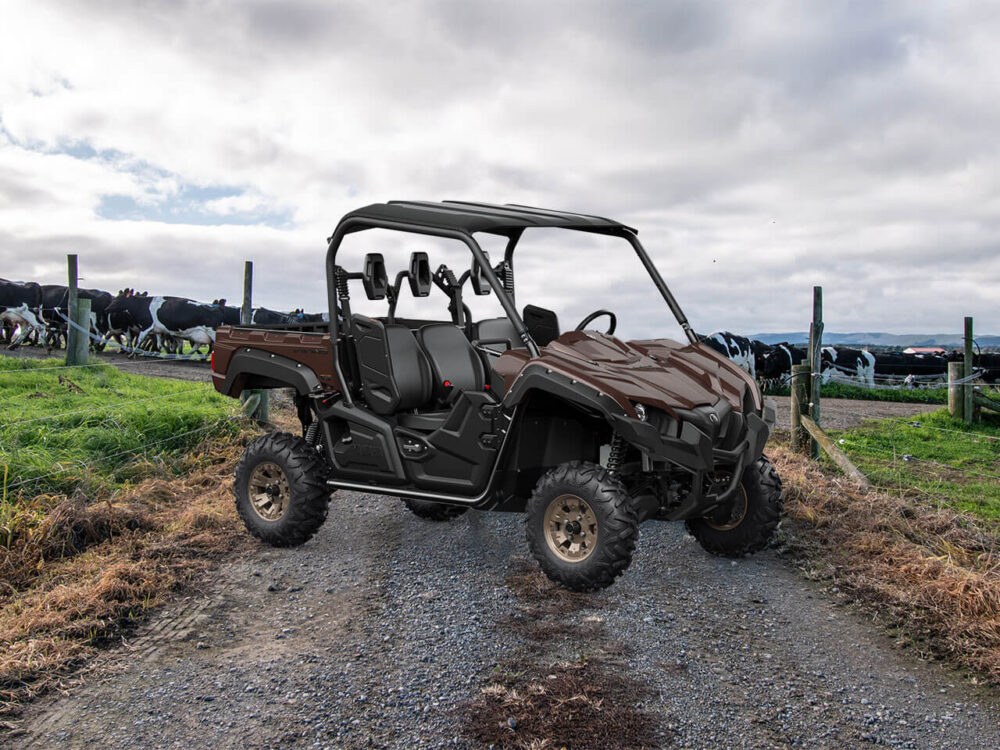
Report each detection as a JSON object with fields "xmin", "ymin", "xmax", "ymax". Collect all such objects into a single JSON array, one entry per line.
[
  {"xmin": 766, "ymin": 380, "xmax": 949, "ymax": 404},
  {"xmin": 0, "ymin": 356, "xmax": 253, "ymax": 714},
  {"xmin": 0, "ymin": 357, "xmax": 240, "ymax": 502},
  {"xmin": 827, "ymin": 408, "xmax": 1000, "ymax": 519}
]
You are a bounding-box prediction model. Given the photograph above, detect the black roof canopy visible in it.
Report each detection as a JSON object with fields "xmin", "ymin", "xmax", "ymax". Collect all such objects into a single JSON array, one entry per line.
[{"xmin": 338, "ymin": 200, "xmax": 636, "ymax": 236}]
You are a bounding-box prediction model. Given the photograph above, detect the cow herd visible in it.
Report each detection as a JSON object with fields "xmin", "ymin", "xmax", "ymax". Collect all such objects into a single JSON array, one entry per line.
[
  {"xmin": 0, "ymin": 278, "xmax": 325, "ymax": 356},
  {"xmin": 2, "ymin": 279, "xmax": 995, "ymax": 382},
  {"xmin": 701, "ymin": 331, "xmax": 1000, "ymax": 387}
]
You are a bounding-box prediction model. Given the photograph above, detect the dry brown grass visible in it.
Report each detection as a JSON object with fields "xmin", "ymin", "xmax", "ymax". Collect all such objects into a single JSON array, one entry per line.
[
  {"xmin": 771, "ymin": 443, "xmax": 1000, "ymax": 683},
  {"xmin": 0, "ymin": 432, "xmax": 254, "ymax": 718}
]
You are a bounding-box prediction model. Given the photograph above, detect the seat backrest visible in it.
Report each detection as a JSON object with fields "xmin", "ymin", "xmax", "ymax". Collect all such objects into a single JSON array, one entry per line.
[
  {"xmin": 351, "ymin": 314, "xmax": 432, "ymax": 415},
  {"xmin": 417, "ymin": 323, "xmax": 486, "ymax": 404},
  {"xmin": 473, "ymin": 317, "xmax": 523, "ymax": 354},
  {"xmin": 523, "ymin": 304, "xmax": 560, "ymax": 347}
]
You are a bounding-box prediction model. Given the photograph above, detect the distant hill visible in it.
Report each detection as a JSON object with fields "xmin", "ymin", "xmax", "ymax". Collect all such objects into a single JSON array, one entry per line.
[{"xmin": 749, "ymin": 332, "xmax": 1000, "ymax": 348}]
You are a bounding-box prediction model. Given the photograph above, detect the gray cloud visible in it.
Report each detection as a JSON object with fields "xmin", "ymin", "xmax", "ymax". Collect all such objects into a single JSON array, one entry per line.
[{"xmin": 0, "ymin": 0, "xmax": 997, "ymax": 338}]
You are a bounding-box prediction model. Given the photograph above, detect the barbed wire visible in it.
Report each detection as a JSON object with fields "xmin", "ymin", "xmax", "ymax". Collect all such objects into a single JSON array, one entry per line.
[
  {"xmin": 2, "ymin": 386, "xmax": 212, "ymax": 427},
  {"xmin": 0, "ymin": 362, "xmax": 117, "ymax": 375},
  {"xmin": 2, "ymin": 415, "xmax": 243, "ymax": 493},
  {"xmin": 902, "ymin": 420, "xmax": 1000, "ymax": 440},
  {"xmin": 836, "ymin": 437, "xmax": 1000, "ymax": 481}
]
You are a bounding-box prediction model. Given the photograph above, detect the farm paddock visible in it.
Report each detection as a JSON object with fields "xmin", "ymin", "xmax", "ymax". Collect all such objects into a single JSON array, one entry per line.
[{"xmin": 1, "ymin": 353, "xmax": 999, "ymax": 748}]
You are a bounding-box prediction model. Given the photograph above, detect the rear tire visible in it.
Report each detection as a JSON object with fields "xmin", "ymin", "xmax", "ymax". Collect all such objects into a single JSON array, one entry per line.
[
  {"xmin": 685, "ymin": 457, "xmax": 783, "ymax": 557},
  {"xmin": 234, "ymin": 431, "xmax": 331, "ymax": 547},
  {"xmin": 525, "ymin": 461, "xmax": 639, "ymax": 592},
  {"xmin": 402, "ymin": 498, "xmax": 468, "ymax": 521}
]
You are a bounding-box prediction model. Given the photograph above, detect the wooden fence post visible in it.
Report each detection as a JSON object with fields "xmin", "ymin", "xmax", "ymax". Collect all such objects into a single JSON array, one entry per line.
[
  {"xmin": 65, "ymin": 254, "xmax": 80, "ymax": 365},
  {"xmin": 790, "ymin": 363, "xmax": 810, "ymax": 453},
  {"xmin": 948, "ymin": 361, "xmax": 964, "ymax": 420},
  {"xmin": 240, "ymin": 261, "xmax": 269, "ymax": 425},
  {"xmin": 70, "ymin": 297, "xmax": 90, "ymax": 366},
  {"xmin": 807, "ymin": 286, "xmax": 823, "ymax": 459},
  {"xmin": 964, "ymin": 316, "xmax": 974, "ymax": 425}
]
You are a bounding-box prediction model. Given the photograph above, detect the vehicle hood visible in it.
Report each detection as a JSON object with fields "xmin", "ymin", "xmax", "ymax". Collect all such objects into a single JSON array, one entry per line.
[{"xmin": 495, "ymin": 331, "xmax": 758, "ymax": 419}]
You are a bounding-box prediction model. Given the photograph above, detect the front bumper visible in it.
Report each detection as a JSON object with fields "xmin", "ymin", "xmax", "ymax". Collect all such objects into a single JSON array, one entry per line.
[{"xmin": 609, "ymin": 401, "xmax": 771, "ymax": 519}]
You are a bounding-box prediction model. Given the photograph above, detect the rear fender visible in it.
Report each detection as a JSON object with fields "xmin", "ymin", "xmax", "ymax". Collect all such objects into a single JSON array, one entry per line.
[{"xmin": 219, "ymin": 349, "xmax": 322, "ymax": 397}]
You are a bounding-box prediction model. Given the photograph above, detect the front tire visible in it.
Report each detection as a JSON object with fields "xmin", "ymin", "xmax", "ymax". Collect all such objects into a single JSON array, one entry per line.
[
  {"xmin": 685, "ymin": 457, "xmax": 783, "ymax": 557},
  {"xmin": 234, "ymin": 431, "xmax": 331, "ymax": 546},
  {"xmin": 525, "ymin": 461, "xmax": 639, "ymax": 592}
]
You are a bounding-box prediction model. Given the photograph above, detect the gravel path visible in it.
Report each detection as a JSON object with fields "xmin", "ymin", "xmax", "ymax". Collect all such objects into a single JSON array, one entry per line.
[
  {"xmin": 772, "ymin": 397, "xmax": 940, "ymax": 431},
  {"xmin": 0, "ymin": 346, "xmax": 211, "ymax": 382},
  {"xmin": 11, "ymin": 493, "xmax": 1000, "ymax": 749}
]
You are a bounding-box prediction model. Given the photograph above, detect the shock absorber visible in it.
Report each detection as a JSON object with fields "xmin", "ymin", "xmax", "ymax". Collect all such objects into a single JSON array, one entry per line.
[
  {"xmin": 304, "ymin": 421, "xmax": 319, "ymax": 446},
  {"xmin": 606, "ymin": 432, "xmax": 626, "ymax": 474}
]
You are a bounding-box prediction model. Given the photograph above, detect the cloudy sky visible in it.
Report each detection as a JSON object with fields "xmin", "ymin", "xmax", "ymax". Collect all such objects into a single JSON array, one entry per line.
[{"xmin": 1, "ymin": 0, "xmax": 997, "ymax": 340}]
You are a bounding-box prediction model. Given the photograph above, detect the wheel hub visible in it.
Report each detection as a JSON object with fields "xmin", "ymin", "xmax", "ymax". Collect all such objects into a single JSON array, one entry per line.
[
  {"xmin": 248, "ymin": 461, "xmax": 290, "ymax": 521},
  {"xmin": 704, "ymin": 485, "xmax": 749, "ymax": 531},
  {"xmin": 543, "ymin": 494, "xmax": 598, "ymax": 563}
]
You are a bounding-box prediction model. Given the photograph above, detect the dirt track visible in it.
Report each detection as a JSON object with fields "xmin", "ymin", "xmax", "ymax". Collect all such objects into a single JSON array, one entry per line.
[
  {"xmin": 11, "ymin": 492, "xmax": 1000, "ymax": 749},
  {"xmin": 5, "ymin": 350, "xmax": 993, "ymax": 747}
]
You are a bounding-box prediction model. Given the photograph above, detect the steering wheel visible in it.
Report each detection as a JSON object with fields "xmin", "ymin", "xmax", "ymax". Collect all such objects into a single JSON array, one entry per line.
[{"xmin": 574, "ymin": 309, "xmax": 617, "ymax": 335}]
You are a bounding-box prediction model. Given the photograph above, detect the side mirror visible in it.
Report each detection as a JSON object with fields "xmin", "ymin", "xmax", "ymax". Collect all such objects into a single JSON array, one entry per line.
[
  {"xmin": 408, "ymin": 252, "xmax": 431, "ymax": 297},
  {"xmin": 362, "ymin": 253, "xmax": 388, "ymax": 300},
  {"xmin": 470, "ymin": 252, "xmax": 491, "ymax": 296}
]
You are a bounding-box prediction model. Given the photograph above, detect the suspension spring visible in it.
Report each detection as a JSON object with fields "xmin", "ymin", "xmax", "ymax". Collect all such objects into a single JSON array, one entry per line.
[
  {"xmin": 304, "ymin": 420, "xmax": 320, "ymax": 446},
  {"xmin": 335, "ymin": 267, "xmax": 350, "ymax": 300},
  {"xmin": 607, "ymin": 433, "xmax": 626, "ymax": 474}
]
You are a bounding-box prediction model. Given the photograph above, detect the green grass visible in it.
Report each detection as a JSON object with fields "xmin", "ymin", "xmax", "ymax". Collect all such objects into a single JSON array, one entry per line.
[
  {"xmin": 765, "ymin": 381, "xmax": 949, "ymax": 404},
  {"xmin": 0, "ymin": 357, "xmax": 241, "ymax": 500},
  {"xmin": 828, "ymin": 408, "xmax": 1000, "ymax": 520}
]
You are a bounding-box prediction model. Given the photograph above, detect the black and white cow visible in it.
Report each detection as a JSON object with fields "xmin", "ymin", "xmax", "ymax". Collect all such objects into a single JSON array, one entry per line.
[
  {"xmin": 700, "ymin": 332, "xmax": 761, "ymax": 378},
  {"xmin": 820, "ymin": 346, "xmax": 876, "ymax": 387},
  {"xmin": 759, "ymin": 343, "xmax": 807, "ymax": 383},
  {"xmin": 872, "ymin": 352, "xmax": 949, "ymax": 383},
  {"xmin": 106, "ymin": 292, "xmax": 223, "ymax": 354},
  {"xmin": 0, "ymin": 279, "xmax": 45, "ymax": 348},
  {"xmin": 38, "ymin": 284, "xmax": 114, "ymax": 349}
]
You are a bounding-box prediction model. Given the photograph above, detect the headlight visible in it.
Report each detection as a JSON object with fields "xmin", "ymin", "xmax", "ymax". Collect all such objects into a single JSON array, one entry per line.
[{"xmin": 633, "ymin": 403, "xmax": 647, "ymax": 421}]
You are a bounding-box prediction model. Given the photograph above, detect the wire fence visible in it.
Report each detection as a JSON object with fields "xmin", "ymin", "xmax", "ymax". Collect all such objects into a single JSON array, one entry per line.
[
  {"xmin": 805, "ymin": 395, "xmax": 1000, "ymax": 515},
  {"xmin": 0, "ymin": 359, "xmax": 250, "ymax": 500}
]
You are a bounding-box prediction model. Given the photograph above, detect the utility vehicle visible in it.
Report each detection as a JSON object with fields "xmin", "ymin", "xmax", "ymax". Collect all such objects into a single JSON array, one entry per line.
[{"xmin": 212, "ymin": 201, "xmax": 782, "ymax": 591}]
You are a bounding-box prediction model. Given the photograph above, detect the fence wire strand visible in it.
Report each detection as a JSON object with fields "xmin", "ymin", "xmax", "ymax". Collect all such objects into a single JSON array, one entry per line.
[{"xmin": 2, "ymin": 415, "xmax": 243, "ymax": 493}]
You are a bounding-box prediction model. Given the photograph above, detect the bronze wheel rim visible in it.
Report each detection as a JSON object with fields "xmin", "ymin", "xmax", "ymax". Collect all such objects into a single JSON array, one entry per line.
[
  {"xmin": 543, "ymin": 494, "xmax": 598, "ymax": 563},
  {"xmin": 704, "ymin": 486, "xmax": 748, "ymax": 531},
  {"xmin": 248, "ymin": 461, "xmax": 290, "ymax": 522}
]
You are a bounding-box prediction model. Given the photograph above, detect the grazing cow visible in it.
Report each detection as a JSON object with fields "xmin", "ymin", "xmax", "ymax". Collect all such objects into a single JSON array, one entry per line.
[
  {"xmin": 0, "ymin": 279, "xmax": 45, "ymax": 348},
  {"xmin": 251, "ymin": 307, "xmax": 299, "ymax": 326},
  {"xmin": 872, "ymin": 352, "xmax": 949, "ymax": 383},
  {"xmin": 38, "ymin": 285, "xmax": 114, "ymax": 349},
  {"xmin": 106, "ymin": 292, "xmax": 223, "ymax": 354},
  {"xmin": 700, "ymin": 332, "xmax": 760, "ymax": 378},
  {"xmin": 820, "ymin": 346, "xmax": 876, "ymax": 387},
  {"xmin": 974, "ymin": 353, "xmax": 1000, "ymax": 384},
  {"xmin": 759, "ymin": 343, "xmax": 807, "ymax": 383}
]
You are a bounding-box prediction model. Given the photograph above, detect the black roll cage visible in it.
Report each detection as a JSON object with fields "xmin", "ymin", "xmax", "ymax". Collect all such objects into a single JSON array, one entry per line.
[{"xmin": 325, "ymin": 205, "xmax": 698, "ymax": 407}]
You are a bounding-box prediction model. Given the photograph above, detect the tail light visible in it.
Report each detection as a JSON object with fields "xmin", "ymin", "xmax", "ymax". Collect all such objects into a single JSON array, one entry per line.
[{"xmin": 210, "ymin": 351, "xmax": 215, "ymax": 371}]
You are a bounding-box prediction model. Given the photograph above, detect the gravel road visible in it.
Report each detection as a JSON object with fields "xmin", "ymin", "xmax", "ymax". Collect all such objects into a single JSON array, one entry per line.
[
  {"xmin": 12, "ymin": 491, "xmax": 1000, "ymax": 749},
  {"xmin": 1, "ymin": 346, "xmax": 212, "ymax": 382},
  {"xmin": 771, "ymin": 398, "xmax": 940, "ymax": 431}
]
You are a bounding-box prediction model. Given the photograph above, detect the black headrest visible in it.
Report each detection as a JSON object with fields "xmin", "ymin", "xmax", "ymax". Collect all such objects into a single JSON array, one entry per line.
[
  {"xmin": 523, "ymin": 304, "xmax": 560, "ymax": 347},
  {"xmin": 408, "ymin": 252, "xmax": 431, "ymax": 297},
  {"xmin": 363, "ymin": 253, "xmax": 388, "ymax": 300}
]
